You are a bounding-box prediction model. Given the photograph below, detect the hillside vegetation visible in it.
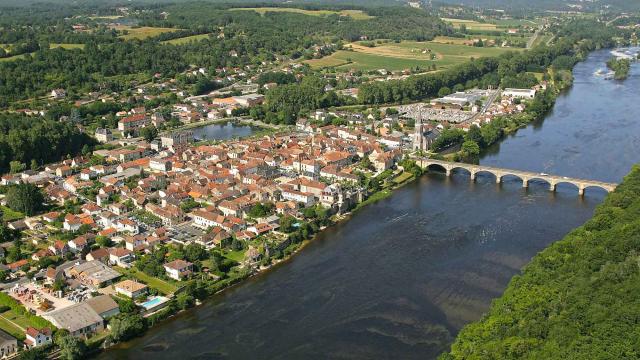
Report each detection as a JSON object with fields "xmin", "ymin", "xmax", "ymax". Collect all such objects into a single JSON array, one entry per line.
[{"xmin": 441, "ymin": 165, "xmax": 640, "ymax": 359}]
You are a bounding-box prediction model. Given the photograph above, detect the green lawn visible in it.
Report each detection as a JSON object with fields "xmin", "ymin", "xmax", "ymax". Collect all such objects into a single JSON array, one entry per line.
[
  {"xmin": 162, "ymin": 34, "xmax": 211, "ymax": 45},
  {"xmin": 224, "ymin": 250, "xmax": 246, "ymax": 263},
  {"xmin": 0, "ymin": 309, "xmax": 46, "ymax": 340},
  {"xmin": 115, "ymin": 267, "xmax": 178, "ymax": 295},
  {"xmin": 393, "ymin": 172, "xmax": 414, "ymax": 184},
  {"xmin": 0, "ymin": 206, "xmax": 24, "ymax": 222},
  {"xmin": 0, "ymin": 314, "xmax": 25, "ymax": 340}
]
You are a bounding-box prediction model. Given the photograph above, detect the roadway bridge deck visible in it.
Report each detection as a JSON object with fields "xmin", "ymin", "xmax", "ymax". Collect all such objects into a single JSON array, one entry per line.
[{"xmin": 416, "ymin": 158, "xmax": 617, "ymax": 196}]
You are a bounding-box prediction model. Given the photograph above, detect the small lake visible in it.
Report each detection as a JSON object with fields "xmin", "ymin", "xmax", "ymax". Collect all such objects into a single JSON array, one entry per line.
[{"xmin": 191, "ymin": 121, "xmax": 259, "ymax": 141}]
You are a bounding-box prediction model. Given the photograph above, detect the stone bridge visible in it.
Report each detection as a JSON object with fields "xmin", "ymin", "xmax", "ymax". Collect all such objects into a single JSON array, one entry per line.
[{"xmin": 416, "ymin": 158, "xmax": 617, "ymax": 196}]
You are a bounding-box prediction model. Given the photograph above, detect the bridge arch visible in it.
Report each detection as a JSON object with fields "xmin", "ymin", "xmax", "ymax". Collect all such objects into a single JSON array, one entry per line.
[
  {"xmin": 450, "ymin": 166, "xmax": 473, "ymax": 176},
  {"xmin": 582, "ymin": 184, "xmax": 612, "ymax": 194},
  {"xmin": 498, "ymin": 173, "xmax": 526, "ymax": 184},
  {"xmin": 472, "ymin": 169, "xmax": 499, "ymax": 181},
  {"xmin": 525, "ymin": 177, "xmax": 553, "ymax": 186},
  {"xmin": 425, "ymin": 163, "xmax": 449, "ymax": 174}
]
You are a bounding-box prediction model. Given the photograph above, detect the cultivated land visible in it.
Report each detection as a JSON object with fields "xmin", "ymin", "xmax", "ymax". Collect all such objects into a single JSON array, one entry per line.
[
  {"xmin": 306, "ymin": 40, "xmax": 519, "ymax": 71},
  {"xmin": 114, "ymin": 26, "xmax": 180, "ymax": 40},
  {"xmin": 230, "ymin": 7, "xmax": 373, "ymax": 20},
  {"xmin": 162, "ymin": 33, "xmax": 211, "ymax": 45},
  {"xmin": 441, "ymin": 18, "xmax": 499, "ymax": 31}
]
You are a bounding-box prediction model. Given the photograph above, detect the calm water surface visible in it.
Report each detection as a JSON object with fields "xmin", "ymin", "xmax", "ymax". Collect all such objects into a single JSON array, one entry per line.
[
  {"xmin": 99, "ymin": 50, "xmax": 640, "ymax": 359},
  {"xmin": 191, "ymin": 121, "xmax": 258, "ymax": 141}
]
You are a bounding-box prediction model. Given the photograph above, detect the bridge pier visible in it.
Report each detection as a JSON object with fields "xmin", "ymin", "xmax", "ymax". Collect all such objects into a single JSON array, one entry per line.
[
  {"xmin": 470, "ymin": 171, "xmax": 476, "ymax": 181},
  {"xmin": 578, "ymin": 185, "xmax": 585, "ymax": 196},
  {"xmin": 522, "ymin": 178, "xmax": 529, "ymax": 188},
  {"xmin": 549, "ymin": 183, "xmax": 556, "ymax": 192},
  {"xmin": 495, "ymin": 174, "xmax": 502, "ymax": 184},
  {"xmin": 445, "ymin": 168, "xmax": 451, "ymax": 177}
]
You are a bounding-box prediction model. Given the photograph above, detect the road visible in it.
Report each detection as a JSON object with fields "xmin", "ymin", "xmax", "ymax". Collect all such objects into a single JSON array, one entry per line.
[{"xmin": 465, "ymin": 88, "xmax": 500, "ymax": 124}]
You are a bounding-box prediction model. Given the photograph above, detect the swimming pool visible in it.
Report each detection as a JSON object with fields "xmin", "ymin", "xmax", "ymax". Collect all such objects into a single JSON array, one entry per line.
[{"xmin": 140, "ymin": 296, "xmax": 169, "ymax": 311}]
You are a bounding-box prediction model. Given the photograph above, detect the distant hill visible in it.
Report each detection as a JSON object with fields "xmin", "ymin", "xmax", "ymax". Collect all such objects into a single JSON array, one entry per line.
[{"xmin": 434, "ymin": 0, "xmax": 640, "ymax": 12}]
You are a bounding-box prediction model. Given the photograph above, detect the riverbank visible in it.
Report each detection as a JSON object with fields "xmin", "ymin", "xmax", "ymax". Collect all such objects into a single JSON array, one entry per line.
[{"xmin": 442, "ymin": 164, "xmax": 640, "ymax": 359}]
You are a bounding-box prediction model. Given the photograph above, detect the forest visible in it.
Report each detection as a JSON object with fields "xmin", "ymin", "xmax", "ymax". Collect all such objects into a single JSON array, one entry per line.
[
  {"xmin": 0, "ymin": 114, "xmax": 95, "ymax": 174},
  {"xmin": 441, "ymin": 165, "xmax": 640, "ymax": 360}
]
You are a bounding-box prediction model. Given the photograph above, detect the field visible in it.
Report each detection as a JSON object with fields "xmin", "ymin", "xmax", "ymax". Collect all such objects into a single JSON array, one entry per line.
[
  {"xmin": 307, "ymin": 40, "xmax": 519, "ymax": 72},
  {"xmin": 115, "ymin": 267, "xmax": 178, "ymax": 295},
  {"xmin": 230, "ymin": 7, "xmax": 373, "ymax": 20},
  {"xmin": 50, "ymin": 43, "xmax": 85, "ymax": 50},
  {"xmin": 114, "ymin": 26, "xmax": 180, "ymax": 40},
  {"xmin": 442, "ymin": 18, "xmax": 499, "ymax": 31},
  {"xmin": 162, "ymin": 33, "xmax": 211, "ymax": 45}
]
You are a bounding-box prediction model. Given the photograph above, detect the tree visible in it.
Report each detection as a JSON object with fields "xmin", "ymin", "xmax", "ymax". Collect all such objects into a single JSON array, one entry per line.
[
  {"xmin": 139, "ymin": 126, "xmax": 158, "ymax": 142},
  {"xmin": 109, "ymin": 314, "xmax": 148, "ymax": 342},
  {"xmin": 461, "ymin": 140, "xmax": 480, "ymax": 159},
  {"xmin": 56, "ymin": 334, "xmax": 86, "ymax": 360},
  {"xmin": 96, "ymin": 235, "xmax": 112, "ymax": 248},
  {"xmin": 176, "ymin": 292, "xmax": 194, "ymax": 310},
  {"xmin": 0, "ymin": 224, "xmax": 20, "ymax": 242},
  {"xmin": 279, "ymin": 215, "xmax": 296, "ymax": 233},
  {"xmin": 5, "ymin": 183, "xmax": 45, "ymax": 216},
  {"xmin": 9, "ymin": 161, "xmax": 26, "ymax": 174},
  {"xmin": 29, "ymin": 159, "xmax": 38, "ymax": 171},
  {"xmin": 184, "ymin": 243, "xmax": 207, "ymax": 262}
]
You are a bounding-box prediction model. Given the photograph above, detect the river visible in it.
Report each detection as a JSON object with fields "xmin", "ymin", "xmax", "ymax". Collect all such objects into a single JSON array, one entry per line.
[{"xmin": 99, "ymin": 49, "xmax": 640, "ymax": 359}]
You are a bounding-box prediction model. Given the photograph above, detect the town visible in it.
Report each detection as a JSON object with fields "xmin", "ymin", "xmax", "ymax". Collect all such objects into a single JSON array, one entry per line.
[
  {"xmin": 0, "ymin": 0, "xmax": 636, "ymax": 358},
  {"xmin": 0, "ymin": 70, "xmax": 544, "ymax": 358}
]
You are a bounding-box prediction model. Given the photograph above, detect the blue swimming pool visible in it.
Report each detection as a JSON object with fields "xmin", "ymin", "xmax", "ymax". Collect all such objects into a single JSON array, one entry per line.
[{"xmin": 140, "ymin": 296, "xmax": 169, "ymax": 310}]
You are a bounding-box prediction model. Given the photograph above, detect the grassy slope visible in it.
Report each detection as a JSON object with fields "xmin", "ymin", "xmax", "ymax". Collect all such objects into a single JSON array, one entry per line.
[
  {"xmin": 307, "ymin": 40, "xmax": 519, "ymax": 71},
  {"xmin": 443, "ymin": 165, "xmax": 640, "ymax": 359}
]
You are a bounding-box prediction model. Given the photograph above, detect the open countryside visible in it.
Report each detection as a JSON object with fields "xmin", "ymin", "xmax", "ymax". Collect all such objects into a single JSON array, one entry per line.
[
  {"xmin": 114, "ymin": 26, "xmax": 180, "ymax": 40},
  {"xmin": 306, "ymin": 40, "xmax": 519, "ymax": 71},
  {"xmin": 230, "ymin": 7, "xmax": 374, "ymax": 20}
]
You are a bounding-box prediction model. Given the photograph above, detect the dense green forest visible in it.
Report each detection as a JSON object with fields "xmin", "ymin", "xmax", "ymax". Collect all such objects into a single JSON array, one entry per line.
[
  {"xmin": 441, "ymin": 164, "xmax": 640, "ymax": 359},
  {"xmin": 0, "ymin": 114, "xmax": 95, "ymax": 174}
]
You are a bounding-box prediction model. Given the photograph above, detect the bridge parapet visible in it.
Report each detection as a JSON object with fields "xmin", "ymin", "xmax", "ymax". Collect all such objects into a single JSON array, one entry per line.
[{"xmin": 416, "ymin": 158, "xmax": 617, "ymax": 196}]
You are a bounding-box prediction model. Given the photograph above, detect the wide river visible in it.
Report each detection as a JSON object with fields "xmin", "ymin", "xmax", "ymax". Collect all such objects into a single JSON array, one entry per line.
[{"xmin": 100, "ymin": 49, "xmax": 640, "ymax": 359}]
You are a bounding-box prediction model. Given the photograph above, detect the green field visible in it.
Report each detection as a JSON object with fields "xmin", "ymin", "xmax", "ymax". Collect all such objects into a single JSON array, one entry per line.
[
  {"xmin": 115, "ymin": 267, "xmax": 178, "ymax": 295},
  {"xmin": 230, "ymin": 7, "xmax": 373, "ymax": 20},
  {"xmin": 442, "ymin": 18, "xmax": 500, "ymax": 31},
  {"xmin": 307, "ymin": 40, "xmax": 519, "ymax": 72},
  {"xmin": 0, "ymin": 53, "xmax": 28, "ymax": 62},
  {"xmin": 0, "ymin": 205, "xmax": 24, "ymax": 222},
  {"xmin": 162, "ymin": 33, "xmax": 211, "ymax": 45},
  {"xmin": 0, "ymin": 309, "xmax": 44, "ymax": 340},
  {"xmin": 50, "ymin": 43, "xmax": 85, "ymax": 50},
  {"xmin": 115, "ymin": 26, "xmax": 180, "ymax": 40}
]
